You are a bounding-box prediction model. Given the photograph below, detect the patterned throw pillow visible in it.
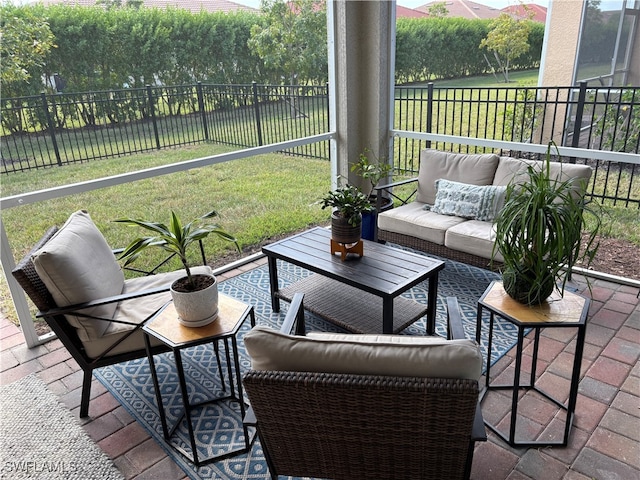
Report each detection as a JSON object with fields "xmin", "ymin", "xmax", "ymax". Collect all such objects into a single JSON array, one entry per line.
[{"xmin": 430, "ymin": 179, "xmax": 507, "ymax": 222}]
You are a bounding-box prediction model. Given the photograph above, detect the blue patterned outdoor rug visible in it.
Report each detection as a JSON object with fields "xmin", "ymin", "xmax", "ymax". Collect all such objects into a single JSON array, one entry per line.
[{"xmin": 94, "ymin": 253, "xmax": 511, "ymax": 480}]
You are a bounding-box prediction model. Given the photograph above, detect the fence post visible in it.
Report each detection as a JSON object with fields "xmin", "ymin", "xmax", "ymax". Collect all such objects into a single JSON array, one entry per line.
[
  {"xmin": 197, "ymin": 82, "xmax": 209, "ymax": 141},
  {"xmin": 146, "ymin": 85, "xmax": 161, "ymax": 150},
  {"xmin": 41, "ymin": 92, "xmax": 62, "ymax": 166},
  {"xmin": 252, "ymin": 81, "xmax": 264, "ymax": 146},
  {"xmin": 569, "ymin": 81, "xmax": 588, "ymax": 164},
  {"xmin": 426, "ymin": 82, "xmax": 434, "ymax": 149}
]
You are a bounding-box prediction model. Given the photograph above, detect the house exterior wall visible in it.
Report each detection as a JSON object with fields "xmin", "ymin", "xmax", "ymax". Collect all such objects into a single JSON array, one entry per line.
[{"xmin": 539, "ymin": 0, "xmax": 583, "ymax": 88}]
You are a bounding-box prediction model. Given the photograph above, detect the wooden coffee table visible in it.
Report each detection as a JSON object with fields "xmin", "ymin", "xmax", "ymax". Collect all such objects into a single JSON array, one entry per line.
[{"xmin": 262, "ymin": 227, "xmax": 445, "ymax": 335}]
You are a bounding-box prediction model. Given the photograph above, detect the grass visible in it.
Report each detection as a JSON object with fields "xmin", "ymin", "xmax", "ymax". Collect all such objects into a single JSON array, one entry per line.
[{"xmin": 1, "ymin": 143, "xmax": 332, "ymax": 323}]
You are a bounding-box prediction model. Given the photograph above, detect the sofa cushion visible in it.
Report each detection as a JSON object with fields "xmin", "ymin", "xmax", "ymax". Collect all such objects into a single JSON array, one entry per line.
[
  {"xmin": 445, "ymin": 220, "xmax": 504, "ymax": 262},
  {"xmin": 82, "ymin": 265, "xmax": 212, "ymax": 359},
  {"xmin": 494, "ymin": 156, "xmax": 592, "ymax": 194},
  {"xmin": 432, "ymin": 179, "xmax": 507, "ymax": 222},
  {"xmin": 377, "ymin": 202, "xmax": 468, "ymax": 245},
  {"xmin": 492, "ymin": 156, "xmax": 535, "ymax": 186},
  {"xmin": 416, "ymin": 150, "xmax": 500, "ymax": 205},
  {"xmin": 244, "ymin": 325, "xmax": 483, "ymax": 380},
  {"xmin": 32, "ymin": 210, "xmax": 125, "ymax": 342}
]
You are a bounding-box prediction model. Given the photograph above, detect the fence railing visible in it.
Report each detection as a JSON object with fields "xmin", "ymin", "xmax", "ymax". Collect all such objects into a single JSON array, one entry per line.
[
  {"xmin": 2, "ymin": 82, "xmax": 638, "ymax": 206},
  {"xmin": 0, "ymin": 83, "xmax": 330, "ymax": 173},
  {"xmin": 394, "ymin": 82, "xmax": 639, "ymax": 208}
]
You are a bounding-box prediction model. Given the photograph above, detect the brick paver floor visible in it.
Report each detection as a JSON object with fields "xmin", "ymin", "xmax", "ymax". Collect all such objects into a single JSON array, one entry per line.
[{"xmin": 1, "ymin": 256, "xmax": 638, "ymax": 479}]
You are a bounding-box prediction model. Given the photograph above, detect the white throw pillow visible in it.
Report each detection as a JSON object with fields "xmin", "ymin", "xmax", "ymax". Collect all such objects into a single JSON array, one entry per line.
[
  {"xmin": 431, "ymin": 179, "xmax": 507, "ymax": 222},
  {"xmin": 244, "ymin": 325, "xmax": 483, "ymax": 380},
  {"xmin": 32, "ymin": 210, "xmax": 125, "ymax": 342}
]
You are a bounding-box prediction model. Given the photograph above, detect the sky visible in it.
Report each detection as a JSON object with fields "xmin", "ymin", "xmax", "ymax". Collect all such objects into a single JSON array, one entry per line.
[{"xmin": 233, "ymin": 0, "xmax": 550, "ymax": 11}]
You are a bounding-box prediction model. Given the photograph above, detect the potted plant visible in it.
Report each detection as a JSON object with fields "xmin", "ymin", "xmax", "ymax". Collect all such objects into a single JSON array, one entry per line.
[
  {"xmin": 114, "ymin": 210, "xmax": 240, "ymax": 326},
  {"xmin": 350, "ymin": 148, "xmax": 394, "ymax": 240},
  {"xmin": 320, "ymin": 184, "xmax": 375, "ymax": 245},
  {"xmin": 351, "ymin": 148, "xmax": 394, "ymax": 198},
  {"xmin": 493, "ymin": 144, "xmax": 602, "ymax": 305}
]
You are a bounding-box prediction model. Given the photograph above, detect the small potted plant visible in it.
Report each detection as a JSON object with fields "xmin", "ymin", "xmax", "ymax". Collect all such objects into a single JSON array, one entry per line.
[
  {"xmin": 320, "ymin": 184, "xmax": 374, "ymax": 245},
  {"xmin": 493, "ymin": 143, "xmax": 602, "ymax": 305},
  {"xmin": 350, "ymin": 148, "xmax": 394, "ymax": 240},
  {"xmin": 115, "ymin": 210, "xmax": 240, "ymax": 326},
  {"xmin": 350, "ymin": 148, "xmax": 394, "ymax": 198}
]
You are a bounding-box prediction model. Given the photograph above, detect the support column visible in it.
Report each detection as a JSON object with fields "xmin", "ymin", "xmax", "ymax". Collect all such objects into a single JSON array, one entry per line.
[{"xmin": 328, "ymin": 1, "xmax": 395, "ymax": 190}]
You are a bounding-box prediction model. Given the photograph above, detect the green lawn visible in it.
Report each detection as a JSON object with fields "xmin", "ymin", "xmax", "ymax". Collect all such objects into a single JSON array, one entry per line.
[{"xmin": 0, "ymin": 144, "xmax": 332, "ymax": 323}]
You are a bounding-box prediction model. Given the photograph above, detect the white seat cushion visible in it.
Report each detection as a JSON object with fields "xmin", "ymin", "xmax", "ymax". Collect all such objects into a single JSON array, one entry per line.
[
  {"xmin": 244, "ymin": 325, "xmax": 483, "ymax": 380},
  {"xmin": 32, "ymin": 210, "xmax": 125, "ymax": 342},
  {"xmin": 377, "ymin": 202, "xmax": 467, "ymax": 245},
  {"xmin": 82, "ymin": 265, "xmax": 212, "ymax": 358},
  {"xmin": 444, "ymin": 220, "xmax": 504, "ymax": 262}
]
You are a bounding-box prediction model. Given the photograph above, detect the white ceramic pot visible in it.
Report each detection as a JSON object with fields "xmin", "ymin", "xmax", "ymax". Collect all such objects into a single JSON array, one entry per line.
[{"xmin": 170, "ymin": 273, "xmax": 219, "ymax": 327}]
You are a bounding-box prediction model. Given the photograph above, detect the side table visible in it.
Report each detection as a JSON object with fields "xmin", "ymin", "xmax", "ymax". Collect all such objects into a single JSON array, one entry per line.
[
  {"xmin": 143, "ymin": 293, "xmax": 256, "ymax": 466},
  {"xmin": 476, "ymin": 280, "xmax": 589, "ymax": 447}
]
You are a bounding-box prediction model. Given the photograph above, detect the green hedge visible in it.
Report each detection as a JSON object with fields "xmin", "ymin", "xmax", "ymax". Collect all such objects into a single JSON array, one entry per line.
[
  {"xmin": 2, "ymin": 5, "xmax": 544, "ymax": 97},
  {"xmin": 395, "ymin": 17, "xmax": 544, "ymax": 83},
  {"xmin": 3, "ymin": 5, "xmax": 265, "ymax": 95}
]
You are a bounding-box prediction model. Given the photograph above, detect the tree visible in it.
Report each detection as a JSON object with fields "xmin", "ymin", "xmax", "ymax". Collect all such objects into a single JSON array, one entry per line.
[
  {"xmin": 248, "ymin": 0, "xmax": 327, "ymax": 85},
  {"xmin": 0, "ymin": 6, "xmax": 56, "ymax": 97},
  {"xmin": 427, "ymin": 2, "xmax": 448, "ymax": 18},
  {"xmin": 480, "ymin": 12, "xmax": 532, "ymax": 83},
  {"xmin": 96, "ymin": 0, "xmax": 143, "ymax": 10}
]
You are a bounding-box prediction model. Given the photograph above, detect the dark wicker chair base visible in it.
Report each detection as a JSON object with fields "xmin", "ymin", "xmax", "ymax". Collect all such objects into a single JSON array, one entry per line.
[
  {"xmin": 243, "ymin": 294, "xmax": 485, "ymax": 480},
  {"xmin": 244, "ymin": 371, "xmax": 480, "ymax": 480},
  {"xmin": 378, "ymin": 229, "xmax": 503, "ymax": 272}
]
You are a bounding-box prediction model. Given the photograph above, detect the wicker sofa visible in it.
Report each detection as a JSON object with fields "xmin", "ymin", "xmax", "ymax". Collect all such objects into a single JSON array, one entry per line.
[{"xmin": 377, "ymin": 149, "xmax": 592, "ymax": 271}]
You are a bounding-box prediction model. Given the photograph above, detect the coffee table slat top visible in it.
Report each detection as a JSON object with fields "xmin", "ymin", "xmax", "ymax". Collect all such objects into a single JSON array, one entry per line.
[{"xmin": 263, "ymin": 228, "xmax": 444, "ymax": 296}]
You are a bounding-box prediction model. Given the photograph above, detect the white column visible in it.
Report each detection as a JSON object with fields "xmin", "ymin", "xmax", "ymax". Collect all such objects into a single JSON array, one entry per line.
[{"xmin": 328, "ymin": 0, "xmax": 395, "ymax": 190}]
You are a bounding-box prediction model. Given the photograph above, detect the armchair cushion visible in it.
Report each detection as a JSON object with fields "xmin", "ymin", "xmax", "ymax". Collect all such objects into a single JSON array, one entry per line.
[
  {"xmin": 244, "ymin": 326, "xmax": 483, "ymax": 380},
  {"xmin": 31, "ymin": 210, "xmax": 124, "ymax": 342},
  {"xmin": 82, "ymin": 265, "xmax": 212, "ymax": 359}
]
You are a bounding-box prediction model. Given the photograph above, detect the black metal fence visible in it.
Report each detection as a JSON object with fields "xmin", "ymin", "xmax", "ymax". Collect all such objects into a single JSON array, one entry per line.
[
  {"xmin": 395, "ymin": 82, "xmax": 639, "ymax": 207},
  {"xmin": 0, "ymin": 83, "xmax": 330, "ymax": 173},
  {"xmin": 2, "ymin": 82, "xmax": 638, "ymax": 207}
]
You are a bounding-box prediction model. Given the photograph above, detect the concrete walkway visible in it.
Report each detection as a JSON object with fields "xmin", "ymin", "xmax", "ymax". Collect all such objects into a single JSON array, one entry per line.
[{"xmin": 1, "ymin": 257, "xmax": 638, "ymax": 479}]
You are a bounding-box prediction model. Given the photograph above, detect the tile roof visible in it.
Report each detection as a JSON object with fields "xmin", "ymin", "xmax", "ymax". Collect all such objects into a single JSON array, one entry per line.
[
  {"xmin": 396, "ymin": 5, "xmax": 429, "ymax": 18},
  {"xmin": 501, "ymin": 4, "xmax": 547, "ymax": 23},
  {"xmin": 417, "ymin": 0, "xmax": 502, "ymax": 20}
]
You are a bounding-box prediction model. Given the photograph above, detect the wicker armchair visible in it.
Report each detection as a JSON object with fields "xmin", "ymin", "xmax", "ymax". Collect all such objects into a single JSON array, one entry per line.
[
  {"xmin": 11, "ymin": 210, "xmax": 211, "ymax": 417},
  {"xmin": 243, "ymin": 294, "xmax": 486, "ymax": 480}
]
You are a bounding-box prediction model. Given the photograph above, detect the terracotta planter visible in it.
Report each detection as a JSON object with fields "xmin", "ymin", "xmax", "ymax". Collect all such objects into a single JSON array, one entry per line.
[
  {"xmin": 331, "ymin": 211, "xmax": 362, "ymax": 245},
  {"xmin": 170, "ymin": 273, "xmax": 219, "ymax": 327}
]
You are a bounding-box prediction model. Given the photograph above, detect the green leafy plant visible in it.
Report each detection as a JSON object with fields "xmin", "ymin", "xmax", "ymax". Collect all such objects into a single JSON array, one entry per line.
[
  {"xmin": 114, "ymin": 210, "xmax": 240, "ymax": 291},
  {"xmin": 493, "ymin": 143, "xmax": 602, "ymax": 305},
  {"xmin": 320, "ymin": 184, "xmax": 374, "ymax": 227},
  {"xmin": 595, "ymin": 88, "xmax": 640, "ymax": 153},
  {"xmin": 350, "ymin": 148, "xmax": 393, "ymax": 197}
]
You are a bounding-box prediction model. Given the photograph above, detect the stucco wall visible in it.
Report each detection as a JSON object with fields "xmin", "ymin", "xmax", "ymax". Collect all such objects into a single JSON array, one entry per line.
[{"xmin": 539, "ymin": 0, "xmax": 583, "ymax": 88}]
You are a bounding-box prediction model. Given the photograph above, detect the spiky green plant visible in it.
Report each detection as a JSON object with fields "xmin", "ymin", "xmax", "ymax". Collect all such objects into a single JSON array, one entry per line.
[
  {"xmin": 493, "ymin": 143, "xmax": 602, "ymax": 304},
  {"xmin": 114, "ymin": 210, "xmax": 239, "ymax": 291}
]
